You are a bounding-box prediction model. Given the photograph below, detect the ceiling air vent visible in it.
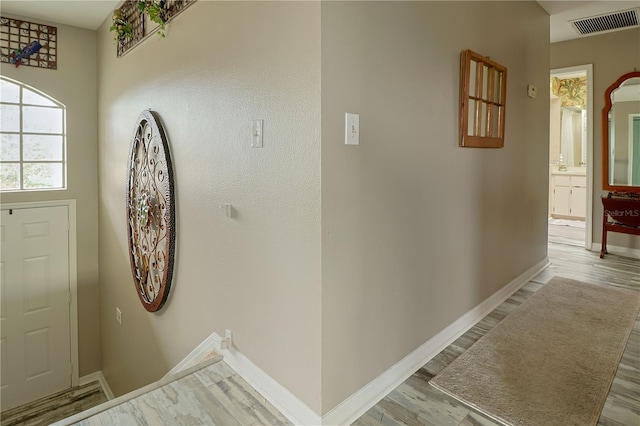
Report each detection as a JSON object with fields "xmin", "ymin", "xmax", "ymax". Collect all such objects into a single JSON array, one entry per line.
[{"xmin": 570, "ymin": 8, "xmax": 639, "ymax": 35}]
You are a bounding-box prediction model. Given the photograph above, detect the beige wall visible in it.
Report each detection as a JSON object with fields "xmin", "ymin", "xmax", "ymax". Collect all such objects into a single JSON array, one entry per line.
[
  {"xmin": 0, "ymin": 16, "xmax": 100, "ymax": 376},
  {"xmin": 551, "ymin": 27, "xmax": 640, "ymax": 250},
  {"xmin": 321, "ymin": 1, "xmax": 550, "ymax": 412},
  {"xmin": 96, "ymin": 1, "xmax": 322, "ymax": 412},
  {"xmin": 3, "ymin": 0, "xmax": 556, "ymax": 415}
]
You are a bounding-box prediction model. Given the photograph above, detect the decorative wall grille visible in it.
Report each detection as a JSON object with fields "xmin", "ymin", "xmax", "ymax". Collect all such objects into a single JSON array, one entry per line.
[
  {"xmin": 117, "ymin": 0, "xmax": 198, "ymax": 57},
  {"xmin": 0, "ymin": 17, "xmax": 57, "ymax": 69},
  {"xmin": 117, "ymin": 0, "xmax": 146, "ymax": 57},
  {"xmin": 164, "ymin": 0, "xmax": 198, "ymax": 21}
]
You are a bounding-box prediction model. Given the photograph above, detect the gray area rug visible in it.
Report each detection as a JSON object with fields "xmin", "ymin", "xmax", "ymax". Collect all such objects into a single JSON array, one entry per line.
[{"xmin": 430, "ymin": 276, "xmax": 640, "ymax": 426}]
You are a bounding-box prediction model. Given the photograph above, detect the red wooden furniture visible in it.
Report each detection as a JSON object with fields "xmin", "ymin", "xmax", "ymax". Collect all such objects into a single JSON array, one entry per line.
[{"xmin": 600, "ymin": 195, "xmax": 640, "ymax": 258}]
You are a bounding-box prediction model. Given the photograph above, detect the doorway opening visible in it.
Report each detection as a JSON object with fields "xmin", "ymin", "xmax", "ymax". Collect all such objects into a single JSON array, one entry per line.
[{"xmin": 549, "ymin": 65, "xmax": 593, "ymax": 249}]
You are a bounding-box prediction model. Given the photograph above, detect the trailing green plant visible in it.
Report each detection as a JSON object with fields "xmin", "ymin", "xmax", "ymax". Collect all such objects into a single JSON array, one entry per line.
[
  {"xmin": 109, "ymin": 9, "xmax": 133, "ymax": 44},
  {"xmin": 138, "ymin": 0, "xmax": 168, "ymax": 38}
]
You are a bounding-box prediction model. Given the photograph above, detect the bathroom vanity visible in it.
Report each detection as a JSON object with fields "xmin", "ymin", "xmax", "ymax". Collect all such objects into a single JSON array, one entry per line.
[{"xmin": 550, "ymin": 170, "xmax": 587, "ymax": 219}]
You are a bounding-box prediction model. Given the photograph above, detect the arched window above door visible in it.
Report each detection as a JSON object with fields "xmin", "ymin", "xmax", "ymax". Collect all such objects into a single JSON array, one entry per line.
[{"xmin": 0, "ymin": 76, "xmax": 66, "ymax": 191}]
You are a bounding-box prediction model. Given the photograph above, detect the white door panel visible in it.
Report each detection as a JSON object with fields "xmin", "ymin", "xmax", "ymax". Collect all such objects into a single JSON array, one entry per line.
[{"xmin": 0, "ymin": 206, "xmax": 71, "ymax": 411}]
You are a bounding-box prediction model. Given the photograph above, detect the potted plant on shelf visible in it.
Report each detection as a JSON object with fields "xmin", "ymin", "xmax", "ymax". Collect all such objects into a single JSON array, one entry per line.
[
  {"xmin": 137, "ymin": 0, "xmax": 168, "ymax": 38},
  {"xmin": 109, "ymin": 9, "xmax": 133, "ymax": 45}
]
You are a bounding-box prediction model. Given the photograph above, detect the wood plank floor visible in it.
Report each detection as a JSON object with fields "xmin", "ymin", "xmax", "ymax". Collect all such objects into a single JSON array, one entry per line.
[
  {"xmin": 353, "ymin": 240, "xmax": 639, "ymax": 426},
  {"xmin": 0, "ymin": 380, "xmax": 108, "ymax": 426},
  {"xmin": 548, "ymin": 219, "xmax": 586, "ymax": 247},
  {"xmin": 5, "ymin": 229, "xmax": 636, "ymax": 426},
  {"xmin": 56, "ymin": 360, "xmax": 291, "ymax": 426}
]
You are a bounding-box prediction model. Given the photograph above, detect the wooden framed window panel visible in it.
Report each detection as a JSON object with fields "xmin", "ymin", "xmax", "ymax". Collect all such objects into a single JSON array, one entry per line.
[{"xmin": 459, "ymin": 50, "xmax": 507, "ymax": 148}]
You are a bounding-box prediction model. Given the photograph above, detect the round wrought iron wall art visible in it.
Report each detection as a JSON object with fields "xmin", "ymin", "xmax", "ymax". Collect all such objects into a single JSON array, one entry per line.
[{"xmin": 126, "ymin": 110, "xmax": 175, "ymax": 312}]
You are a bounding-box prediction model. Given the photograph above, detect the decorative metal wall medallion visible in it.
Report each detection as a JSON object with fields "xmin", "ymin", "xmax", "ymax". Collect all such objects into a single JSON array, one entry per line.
[{"xmin": 126, "ymin": 110, "xmax": 175, "ymax": 312}]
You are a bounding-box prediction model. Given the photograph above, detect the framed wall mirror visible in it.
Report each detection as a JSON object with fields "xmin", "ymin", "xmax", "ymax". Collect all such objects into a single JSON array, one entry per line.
[{"xmin": 602, "ymin": 71, "xmax": 640, "ymax": 193}]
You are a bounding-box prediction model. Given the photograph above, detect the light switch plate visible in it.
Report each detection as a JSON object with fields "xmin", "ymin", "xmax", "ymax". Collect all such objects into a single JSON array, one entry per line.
[
  {"xmin": 527, "ymin": 84, "xmax": 537, "ymax": 99},
  {"xmin": 345, "ymin": 113, "xmax": 359, "ymax": 145}
]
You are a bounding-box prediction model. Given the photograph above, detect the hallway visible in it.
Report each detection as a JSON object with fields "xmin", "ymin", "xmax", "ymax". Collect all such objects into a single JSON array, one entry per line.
[{"xmin": 354, "ymin": 242, "xmax": 639, "ymax": 426}]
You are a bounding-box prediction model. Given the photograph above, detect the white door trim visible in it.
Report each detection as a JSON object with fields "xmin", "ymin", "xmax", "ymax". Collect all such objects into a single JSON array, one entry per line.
[
  {"xmin": 1, "ymin": 199, "xmax": 79, "ymax": 387},
  {"xmin": 550, "ymin": 64, "xmax": 593, "ymax": 250}
]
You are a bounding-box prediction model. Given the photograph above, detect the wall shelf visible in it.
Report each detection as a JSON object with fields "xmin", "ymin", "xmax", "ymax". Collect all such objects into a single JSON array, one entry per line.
[{"xmin": 116, "ymin": 0, "xmax": 197, "ymax": 57}]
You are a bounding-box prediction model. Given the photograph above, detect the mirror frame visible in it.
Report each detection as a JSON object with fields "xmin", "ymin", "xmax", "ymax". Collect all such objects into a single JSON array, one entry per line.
[{"xmin": 602, "ymin": 71, "xmax": 640, "ymax": 193}]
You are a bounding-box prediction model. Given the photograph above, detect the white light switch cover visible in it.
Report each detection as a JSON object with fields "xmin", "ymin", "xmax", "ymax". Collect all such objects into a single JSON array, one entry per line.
[{"xmin": 345, "ymin": 113, "xmax": 359, "ymax": 145}]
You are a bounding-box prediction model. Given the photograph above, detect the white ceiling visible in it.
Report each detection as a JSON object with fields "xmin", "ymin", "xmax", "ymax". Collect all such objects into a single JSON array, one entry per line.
[
  {"xmin": 0, "ymin": 0, "xmax": 120, "ymax": 30},
  {"xmin": 0, "ymin": 1, "xmax": 638, "ymax": 41}
]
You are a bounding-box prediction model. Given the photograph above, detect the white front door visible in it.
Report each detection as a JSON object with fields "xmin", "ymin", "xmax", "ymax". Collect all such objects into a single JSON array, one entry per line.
[{"xmin": 0, "ymin": 205, "xmax": 72, "ymax": 411}]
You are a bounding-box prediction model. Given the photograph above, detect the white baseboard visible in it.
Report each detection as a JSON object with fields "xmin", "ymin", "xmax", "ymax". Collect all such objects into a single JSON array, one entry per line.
[
  {"xmin": 164, "ymin": 332, "xmax": 221, "ymax": 378},
  {"xmin": 321, "ymin": 257, "xmax": 550, "ymax": 426},
  {"xmin": 79, "ymin": 371, "xmax": 114, "ymax": 400},
  {"xmin": 209, "ymin": 333, "xmax": 322, "ymax": 425},
  {"xmin": 172, "ymin": 258, "xmax": 549, "ymax": 425},
  {"xmin": 591, "ymin": 243, "xmax": 640, "ymax": 259}
]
